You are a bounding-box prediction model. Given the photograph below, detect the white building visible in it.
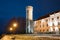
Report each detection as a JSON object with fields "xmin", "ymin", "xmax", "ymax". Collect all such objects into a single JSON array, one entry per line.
[{"xmin": 34, "ymin": 11, "xmax": 60, "ymax": 34}]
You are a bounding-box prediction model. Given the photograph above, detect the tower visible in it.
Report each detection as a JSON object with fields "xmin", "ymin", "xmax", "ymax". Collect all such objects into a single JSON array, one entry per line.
[{"xmin": 26, "ymin": 6, "xmax": 33, "ymax": 33}]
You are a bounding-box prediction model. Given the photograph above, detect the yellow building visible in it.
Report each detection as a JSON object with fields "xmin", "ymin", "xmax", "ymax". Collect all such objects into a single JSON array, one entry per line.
[{"xmin": 34, "ymin": 11, "xmax": 60, "ymax": 34}]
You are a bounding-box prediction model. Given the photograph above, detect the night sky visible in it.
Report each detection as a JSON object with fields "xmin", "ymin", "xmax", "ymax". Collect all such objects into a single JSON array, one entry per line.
[{"xmin": 0, "ymin": 0, "xmax": 60, "ymax": 34}]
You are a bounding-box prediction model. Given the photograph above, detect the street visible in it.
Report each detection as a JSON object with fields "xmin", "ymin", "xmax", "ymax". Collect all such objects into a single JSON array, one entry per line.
[{"xmin": 1, "ymin": 34, "xmax": 60, "ymax": 40}]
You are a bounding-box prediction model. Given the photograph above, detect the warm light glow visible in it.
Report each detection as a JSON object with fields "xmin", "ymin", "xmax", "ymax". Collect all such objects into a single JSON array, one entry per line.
[
  {"xmin": 13, "ymin": 23, "xmax": 17, "ymax": 27},
  {"xmin": 49, "ymin": 27, "xmax": 53, "ymax": 32},
  {"xmin": 55, "ymin": 27, "xmax": 59, "ymax": 31},
  {"xmin": 10, "ymin": 27, "xmax": 13, "ymax": 31}
]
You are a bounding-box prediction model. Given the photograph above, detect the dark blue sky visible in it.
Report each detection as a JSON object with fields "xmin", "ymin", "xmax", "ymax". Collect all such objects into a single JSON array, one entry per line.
[
  {"xmin": 0, "ymin": 0, "xmax": 60, "ymax": 20},
  {"xmin": 0, "ymin": 0, "xmax": 60, "ymax": 34}
]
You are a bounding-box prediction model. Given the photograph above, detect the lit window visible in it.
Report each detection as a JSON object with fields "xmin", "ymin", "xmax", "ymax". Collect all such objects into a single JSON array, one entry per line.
[{"xmin": 55, "ymin": 27, "xmax": 59, "ymax": 31}]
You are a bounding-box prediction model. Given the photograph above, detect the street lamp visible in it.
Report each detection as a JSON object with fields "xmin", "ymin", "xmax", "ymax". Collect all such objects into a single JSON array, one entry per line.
[
  {"xmin": 9, "ymin": 22, "xmax": 18, "ymax": 34},
  {"xmin": 9, "ymin": 27, "xmax": 13, "ymax": 31},
  {"xmin": 13, "ymin": 23, "xmax": 17, "ymax": 27}
]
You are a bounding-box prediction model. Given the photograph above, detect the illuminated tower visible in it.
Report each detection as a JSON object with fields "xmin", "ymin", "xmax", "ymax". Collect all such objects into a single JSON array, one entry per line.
[{"xmin": 26, "ymin": 6, "xmax": 33, "ymax": 33}]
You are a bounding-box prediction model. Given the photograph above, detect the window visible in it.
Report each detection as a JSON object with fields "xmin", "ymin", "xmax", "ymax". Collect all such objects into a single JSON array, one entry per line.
[
  {"xmin": 53, "ymin": 23, "xmax": 54, "ymax": 26},
  {"xmin": 47, "ymin": 24, "xmax": 48, "ymax": 27},
  {"xmin": 40, "ymin": 25, "xmax": 41, "ymax": 27},
  {"xmin": 43, "ymin": 30, "xmax": 45, "ymax": 32},
  {"xmin": 53, "ymin": 29, "xmax": 55, "ymax": 31},
  {"xmin": 57, "ymin": 17, "xmax": 59, "ymax": 19},
  {"xmin": 35, "ymin": 26, "xmax": 37, "ymax": 28},
  {"xmin": 47, "ymin": 29, "xmax": 48, "ymax": 32},
  {"xmin": 58, "ymin": 22, "xmax": 60, "ymax": 25},
  {"xmin": 43, "ymin": 24, "xmax": 44, "ymax": 27},
  {"xmin": 59, "ymin": 28, "xmax": 60, "ymax": 31},
  {"xmin": 40, "ymin": 21, "xmax": 41, "ymax": 23},
  {"xmin": 52, "ymin": 18, "xmax": 54, "ymax": 20},
  {"xmin": 46, "ymin": 19, "xmax": 48, "ymax": 22},
  {"xmin": 40, "ymin": 30, "xmax": 41, "ymax": 32},
  {"xmin": 27, "ymin": 10, "xmax": 29, "ymax": 14}
]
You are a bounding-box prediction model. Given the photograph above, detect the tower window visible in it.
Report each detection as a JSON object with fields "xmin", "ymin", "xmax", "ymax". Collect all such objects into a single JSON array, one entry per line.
[{"xmin": 27, "ymin": 10, "xmax": 29, "ymax": 14}]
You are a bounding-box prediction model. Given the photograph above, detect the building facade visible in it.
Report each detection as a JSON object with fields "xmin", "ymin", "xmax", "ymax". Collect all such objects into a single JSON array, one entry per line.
[{"xmin": 34, "ymin": 11, "xmax": 60, "ymax": 34}]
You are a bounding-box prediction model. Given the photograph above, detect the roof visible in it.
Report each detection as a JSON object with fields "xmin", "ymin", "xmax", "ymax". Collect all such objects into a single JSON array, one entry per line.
[{"xmin": 36, "ymin": 10, "xmax": 60, "ymax": 21}]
